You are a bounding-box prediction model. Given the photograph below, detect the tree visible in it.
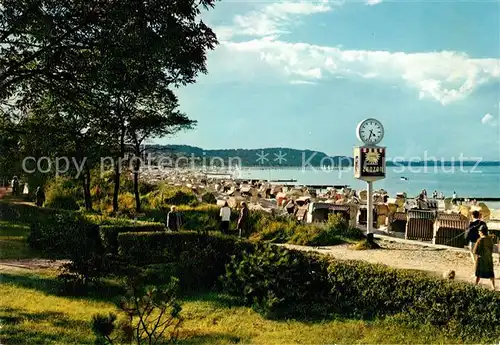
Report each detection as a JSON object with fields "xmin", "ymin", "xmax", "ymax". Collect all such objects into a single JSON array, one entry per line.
[
  {"xmin": 2, "ymin": 0, "xmax": 219, "ymax": 212},
  {"xmin": 127, "ymin": 91, "xmax": 196, "ymax": 212}
]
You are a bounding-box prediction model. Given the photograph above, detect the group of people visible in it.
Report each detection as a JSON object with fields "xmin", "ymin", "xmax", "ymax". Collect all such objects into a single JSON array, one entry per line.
[
  {"xmin": 466, "ymin": 210, "xmax": 496, "ymax": 289},
  {"xmin": 165, "ymin": 201, "xmax": 251, "ymax": 238},
  {"xmin": 420, "ymin": 189, "xmax": 445, "ymax": 200},
  {"xmin": 10, "ymin": 176, "xmax": 45, "ymax": 206}
]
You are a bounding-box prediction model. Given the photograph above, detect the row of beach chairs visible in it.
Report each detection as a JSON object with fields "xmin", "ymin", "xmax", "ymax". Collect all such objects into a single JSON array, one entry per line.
[{"xmin": 389, "ymin": 210, "xmax": 498, "ymax": 248}]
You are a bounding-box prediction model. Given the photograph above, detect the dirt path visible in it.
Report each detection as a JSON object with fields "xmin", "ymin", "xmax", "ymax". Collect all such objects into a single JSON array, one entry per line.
[
  {"xmin": 0, "ymin": 259, "xmax": 68, "ymax": 273},
  {"xmin": 282, "ymin": 241, "xmax": 500, "ymax": 290}
]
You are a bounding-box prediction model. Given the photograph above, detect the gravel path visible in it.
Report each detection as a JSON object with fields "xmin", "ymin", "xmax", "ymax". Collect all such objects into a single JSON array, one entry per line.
[{"xmin": 282, "ymin": 240, "xmax": 500, "ymax": 290}]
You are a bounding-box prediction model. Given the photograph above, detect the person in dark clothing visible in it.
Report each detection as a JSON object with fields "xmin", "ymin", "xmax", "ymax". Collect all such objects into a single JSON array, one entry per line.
[
  {"xmin": 473, "ymin": 225, "xmax": 495, "ymax": 290},
  {"xmin": 166, "ymin": 206, "xmax": 182, "ymax": 231},
  {"xmin": 237, "ymin": 202, "xmax": 250, "ymax": 238},
  {"xmin": 465, "ymin": 210, "xmax": 487, "ymax": 264},
  {"xmin": 35, "ymin": 186, "xmax": 45, "ymax": 207}
]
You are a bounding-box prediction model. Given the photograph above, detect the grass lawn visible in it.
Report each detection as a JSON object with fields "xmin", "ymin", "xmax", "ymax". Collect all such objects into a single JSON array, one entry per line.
[
  {"xmin": 0, "ymin": 269, "xmax": 465, "ymax": 345},
  {"xmin": 0, "ymin": 219, "xmax": 45, "ymax": 260}
]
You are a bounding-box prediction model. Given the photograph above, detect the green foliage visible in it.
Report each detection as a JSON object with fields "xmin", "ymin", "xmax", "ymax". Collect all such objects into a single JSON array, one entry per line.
[
  {"xmin": 223, "ymin": 244, "xmax": 331, "ymax": 319},
  {"xmin": 100, "ymin": 223, "xmax": 165, "ymax": 254},
  {"xmin": 251, "ymin": 213, "xmax": 363, "ymax": 246},
  {"xmin": 92, "ymin": 277, "xmax": 182, "ymax": 345},
  {"xmin": 117, "ymin": 231, "xmax": 255, "ymax": 292},
  {"xmin": 201, "ymin": 192, "xmax": 217, "ymax": 204},
  {"xmin": 250, "ymin": 217, "xmax": 296, "ymax": 243},
  {"xmin": 44, "ymin": 177, "xmax": 82, "ymax": 210},
  {"xmin": 0, "ymin": 200, "xmax": 73, "ymax": 224},
  {"xmin": 145, "ymin": 185, "xmax": 199, "ymax": 208},
  {"xmin": 223, "ymin": 244, "xmax": 500, "ymax": 342}
]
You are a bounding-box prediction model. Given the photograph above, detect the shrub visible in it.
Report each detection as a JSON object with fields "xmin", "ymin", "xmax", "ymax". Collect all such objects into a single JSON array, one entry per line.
[
  {"xmin": 201, "ymin": 192, "xmax": 217, "ymax": 204},
  {"xmin": 100, "ymin": 223, "xmax": 166, "ymax": 254},
  {"xmin": 250, "ymin": 217, "xmax": 296, "ymax": 243},
  {"xmin": 222, "ymin": 243, "xmax": 500, "ymax": 342},
  {"xmin": 117, "ymin": 231, "xmax": 255, "ymax": 292},
  {"xmin": 223, "ymin": 244, "xmax": 332, "ymax": 319},
  {"xmin": 44, "ymin": 176, "xmax": 82, "ymax": 210},
  {"xmin": 145, "ymin": 185, "xmax": 198, "ymax": 209},
  {"xmin": 0, "ymin": 200, "xmax": 67, "ymax": 223}
]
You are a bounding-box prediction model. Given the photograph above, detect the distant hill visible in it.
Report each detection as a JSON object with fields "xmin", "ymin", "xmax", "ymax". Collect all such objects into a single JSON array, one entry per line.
[
  {"xmin": 146, "ymin": 144, "xmax": 353, "ymax": 167},
  {"xmin": 145, "ymin": 144, "xmax": 500, "ymax": 168}
]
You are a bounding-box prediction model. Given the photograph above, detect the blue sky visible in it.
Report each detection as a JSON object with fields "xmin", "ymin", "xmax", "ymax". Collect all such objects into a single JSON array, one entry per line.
[{"xmin": 157, "ymin": 0, "xmax": 500, "ymax": 161}]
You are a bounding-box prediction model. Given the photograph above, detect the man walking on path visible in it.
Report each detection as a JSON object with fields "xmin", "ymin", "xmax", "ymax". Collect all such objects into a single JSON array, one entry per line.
[
  {"xmin": 465, "ymin": 210, "xmax": 487, "ymax": 264},
  {"xmin": 166, "ymin": 206, "xmax": 182, "ymax": 231}
]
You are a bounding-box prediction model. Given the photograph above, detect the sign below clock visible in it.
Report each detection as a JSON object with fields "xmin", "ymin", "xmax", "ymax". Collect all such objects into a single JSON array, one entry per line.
[{"xmin": 354, "ymin": 146, "xmax": 386, "ymax": 181}]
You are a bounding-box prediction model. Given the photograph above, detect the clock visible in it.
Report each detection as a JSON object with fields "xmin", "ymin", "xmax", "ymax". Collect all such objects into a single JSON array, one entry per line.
[{"xmin": 356, "ymin": 118, "xmax": 384, "ymax": 145}]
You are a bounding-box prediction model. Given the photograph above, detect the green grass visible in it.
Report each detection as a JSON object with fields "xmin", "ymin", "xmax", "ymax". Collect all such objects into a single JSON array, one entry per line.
[
  {"xmin": 0, "ymin": 270, "xmax": 466, "ymax": 345},
  {"xmin": 0, "ymin": 219, "xmax": 44, "ymax": 259}
]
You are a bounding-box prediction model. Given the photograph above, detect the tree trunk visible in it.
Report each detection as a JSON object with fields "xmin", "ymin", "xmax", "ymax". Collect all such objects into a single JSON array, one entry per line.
[
  {"xmin": 133, "ymin": 170, "xmax": 140, "ymax": 213},
  {"xmin": 133, "ymin": 145, "xmax": 141, "ymax": 213},
  {"xmin": 83, "ymin": 161, "xmax": 92, "ymax": 211},
  {"xmin": 113, "ymin": 161, "xmax": 120, "ymax": 213}
]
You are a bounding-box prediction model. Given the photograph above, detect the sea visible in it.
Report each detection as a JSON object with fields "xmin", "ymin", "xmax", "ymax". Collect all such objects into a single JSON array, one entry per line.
[{"xmin": 232, "ymin": 165, "xmax": 500, "ymax": 202}]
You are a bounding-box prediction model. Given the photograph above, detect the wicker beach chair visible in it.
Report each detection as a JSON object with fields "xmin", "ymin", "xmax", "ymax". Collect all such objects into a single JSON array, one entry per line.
[
  {"xmin": 389, "ymin": 212, "xmax": 407, "ymax": 233},
  {"xmin": 405, "ymin": 210, "xmax": 436, "ymax": 241},
  {"xmin": 433, "ymin": 213, "xmax": 468, "ymax": 248}
]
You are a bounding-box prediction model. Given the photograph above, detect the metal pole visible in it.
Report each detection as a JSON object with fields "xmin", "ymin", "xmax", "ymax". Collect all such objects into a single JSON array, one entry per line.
[{"xmin": 367, "ymin": 180, "xmax": 374, "ymax": 241}]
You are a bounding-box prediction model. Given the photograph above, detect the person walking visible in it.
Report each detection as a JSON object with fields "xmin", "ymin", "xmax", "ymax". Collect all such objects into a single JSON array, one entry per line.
[
  {"xmin": 432, "ymin": 190, "xmax": 438, "ymax": 199},
  {"xmin": 219, "ymin": 201, "xmax": 231, "ymax": 234},
  {"xmin": 465, "ymin": 210, "xmax": 487, "ymax": 264},
  {"xmin": 166, "ymin": 206, "xmax": 182, "ymax": 231},
  {"xmin": 473, "ymin": 225, "xmax": 496, "ymax": 290},
  {"xmin": 35, "ymin": 186, "xmax": 45, "ymax": 207},
  {"xmin": 237, "ymin": 201, "xmax": 249, "ymax": 238}
]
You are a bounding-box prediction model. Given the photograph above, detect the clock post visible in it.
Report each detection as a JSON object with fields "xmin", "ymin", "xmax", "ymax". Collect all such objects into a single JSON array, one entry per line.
[{"xmin": 354, "ymin": 118, "xmax": 386, "ymax": 242}]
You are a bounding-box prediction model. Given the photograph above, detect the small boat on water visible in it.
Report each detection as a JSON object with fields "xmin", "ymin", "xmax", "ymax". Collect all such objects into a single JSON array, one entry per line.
[{"xmin": 400, "ymin": 177, "xmax": 408, "ymax": 181}]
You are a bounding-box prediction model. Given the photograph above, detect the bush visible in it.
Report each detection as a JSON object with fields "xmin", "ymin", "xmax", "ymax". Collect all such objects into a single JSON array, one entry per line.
[
  {"xmin": 201, "ymin": 192, "xmax": 217, "ymax": 204},
  {"xmin": 44, "ymin": 176, "xmax": 82, "ymax": 210},
  {"xmin": 250, "ymin": 213, "xmax": 363, "ymax": 246},
  {"xmin": 223, "ymin": 244, "xmax": 331, "ymax": 319},
  {"xmin": 27, "ymin": 211, "xmax": 103, "ymax": 259},
  {"xmin": 222, "ymin": 244, "xmax": 500, "ymax": 342},
  {"xmin": 100, "ymin": 223, "xmax": 166, "ymax": 254},
  {"xmin": 145, "ymin": 185, "xmax": 198, "ymax": 209},
  {"xmin": 0, "ymin": 200, "xmax": 67, "ymax": 223},
  {"xmin": 117, "ymin": 231, "xmax": 255, "ymax": 292},
  {"xmin": 250, "ymin": 217, "xmax": 296, "ymax": 243}
]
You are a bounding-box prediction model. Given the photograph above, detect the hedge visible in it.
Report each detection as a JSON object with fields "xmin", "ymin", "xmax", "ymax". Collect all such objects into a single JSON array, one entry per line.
[
  {"xmin": 0, "ymin": 200, "xmax": 71, "ymax": 224},
  {"xmin": 117, "ymin": 231, "xmax": 255, "ymax": 291},
  {"xmin": 223, "ymin": 244, "xmax": 500, "ymax": 342},
  {"xmin": 99, "ymin": 223, "xmax": 165, "ymax": 254},
  {"xmin": 27, "ymin": 210, "xmax": 103, "ymax": 260}
]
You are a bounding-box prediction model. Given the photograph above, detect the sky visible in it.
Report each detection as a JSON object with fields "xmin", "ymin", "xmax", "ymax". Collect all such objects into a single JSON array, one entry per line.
[{"xmin": 156, "ymin": 0, "xmax": 500, "ymax": 161}]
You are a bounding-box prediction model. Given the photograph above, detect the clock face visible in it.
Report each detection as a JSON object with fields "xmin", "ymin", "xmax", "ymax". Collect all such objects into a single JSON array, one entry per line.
[{"xmin": 357, "ymin": 118, "xmax": 384, "ymax": 145}]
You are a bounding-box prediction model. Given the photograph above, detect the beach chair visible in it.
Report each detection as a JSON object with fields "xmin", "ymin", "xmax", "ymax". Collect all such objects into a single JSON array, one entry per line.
[
  {"xmin": 433, "ymin": 213, "xmax": 468, "ymax": 248},
  {"xmin": 405, "ymin": 210, "xmax": 436, "ymax": 241},
  {"xmin": 389, "ymin": 212, "xmax": 407, "ymax": 233}
]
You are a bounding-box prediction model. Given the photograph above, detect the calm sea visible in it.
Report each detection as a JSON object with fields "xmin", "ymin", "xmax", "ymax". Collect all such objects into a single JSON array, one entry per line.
[{"xmin": 235, "ymin": 166, "xmax": 500, "ymax": 200}]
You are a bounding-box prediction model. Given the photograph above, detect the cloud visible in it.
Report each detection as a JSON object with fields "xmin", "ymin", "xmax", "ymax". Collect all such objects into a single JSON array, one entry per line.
[
  {"xmin": 205, "ymin": 38, "xmax": 500, "ymax": 105},
  {"xmin": 290, "ymin": 80, "xmax": 316, "ymax": 85},
  {"xmin": 214, "ymin": 1, "xmax": 339, "ymax": 40},
  {"xmin": 204, "ymin": 1, "xmax": 500, "ymax": 105},
  {"xmin": 366, "ymin": 0, "xmax": 382, "ymax": 5},
  {"xmin": 481, "ymin": 113, "xmax": 497, "ymax": 127}
]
